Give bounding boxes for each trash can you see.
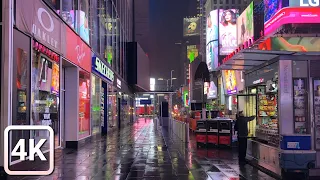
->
[196,120,207,148]
[207,120,218,146]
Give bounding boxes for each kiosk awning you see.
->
[217,49,296,70]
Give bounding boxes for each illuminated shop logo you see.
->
[92,57,114,82]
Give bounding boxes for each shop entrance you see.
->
[237,94,257,137]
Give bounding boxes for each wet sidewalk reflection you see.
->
[9,118,276,180]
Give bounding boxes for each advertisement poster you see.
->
[264,0,282,23]
[206,41,219,71]
[183,17,200,36]
[223,70,237,94]
[272,37,320,52]
[207,81,217,99]
[237,2,253,46]
[219,9,239,55]
[187,45,199,63]
[207,10,219,44]
[79,10,90,44]
[51,63,59,95]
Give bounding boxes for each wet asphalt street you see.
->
[8,118,276,180]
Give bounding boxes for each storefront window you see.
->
[108,84,117,129]
[45,0,77,29]
[31,50,60,149]
[91,75,101,135]
[79,71,91,139]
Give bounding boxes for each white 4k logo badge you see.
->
[4,125,54,175]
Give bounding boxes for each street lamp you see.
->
[170,70,174,89]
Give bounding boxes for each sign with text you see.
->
[66,27,91,72]
[290,0,320,7]
[4,126,54,175]
[15,0,66,54]
[92,57,114,82]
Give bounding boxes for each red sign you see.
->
[33,41,59,62]
[66,27,91,72]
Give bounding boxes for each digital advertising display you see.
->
[205,81,217,99]
[259,37,320,52]
[237,2,253,46]
[206,41,219,71]
[206,10,219,45]
[206,10,219,71]
[264,0,282,23]
[223,70,237,94]
[264,7,320,36]
[187,45,199,63]
[183,17,200,36]
[219,9,239,55]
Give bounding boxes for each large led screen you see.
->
[206,10,219,45]
[260,37,320,52]
[264,0,282,23]
[206,41,218,71]
[219,9,239,55]
[206,10,219,71]
[237,2,253,46]
[183,17,200,36]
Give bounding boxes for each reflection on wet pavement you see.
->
[9,118,276,180]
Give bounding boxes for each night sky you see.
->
[149,0,196,89]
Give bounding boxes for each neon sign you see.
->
[264,7,320,36]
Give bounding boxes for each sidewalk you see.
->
[8,118,275,180]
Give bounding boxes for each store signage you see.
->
[92,57,114,82]
[264,7,320,36]
[290,0,320,7]
[117,78,121,89]
[253,78,264,84]
[15,0,65,54]
[33,41,59,62]
[66,28,91,72]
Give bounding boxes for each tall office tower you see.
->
[134,0,150,53]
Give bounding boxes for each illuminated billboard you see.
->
[219,9,239,55]
[259,37,320,52]
[206,10,219,71]
[289,0,320,7]
[223,70,237,94]
[206,10,219,45]
[264,7,320,36]
[204,81,217,99]
[264,0,282,23]
[187,45,199,63]
[237,2,253,46]
[183,17,200,36]
[206,41,218,71]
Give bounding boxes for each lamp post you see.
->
[158,78,177,91]
[170,70,174,89]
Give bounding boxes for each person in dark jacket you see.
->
[234,111,255,164]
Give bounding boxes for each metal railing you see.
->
[170,119,189,143]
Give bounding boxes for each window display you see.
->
[31,52,60,148]
[313,79,320,149]
[108,84,117,129]
[79,71,91,139]
[91,75,101,135]
[293,78,308,134]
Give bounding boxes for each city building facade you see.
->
[0,0,139,169]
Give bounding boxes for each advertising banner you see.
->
[183,17,200,36]
[187,45,199,63]
[264,0,283,23]
[15,0,66,54]
[66,27,92,72]
[219,9,239,55]
[259,37,320,52]
[237,2,253,46]
[206,10,219,71]
[223,70,237,95]
[264,7,320,36]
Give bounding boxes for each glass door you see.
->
[237,95,257,137]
